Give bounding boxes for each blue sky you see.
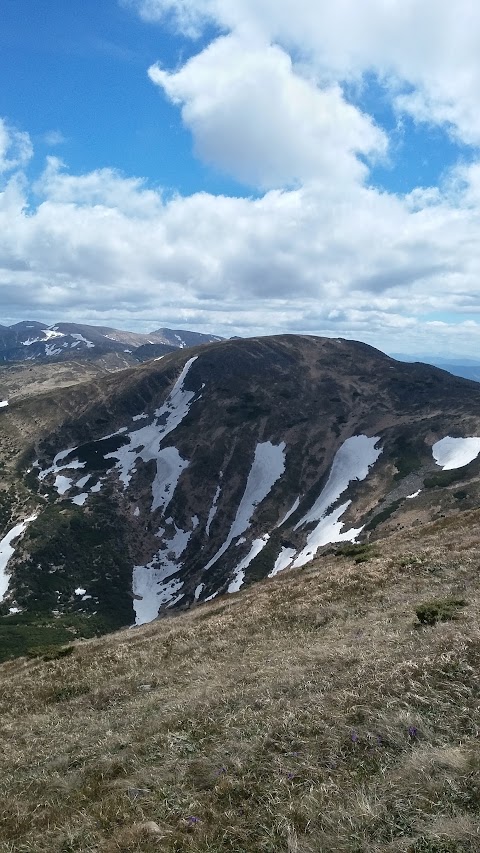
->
[0,0,244,196]
[1,0,480,357]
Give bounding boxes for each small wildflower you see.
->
[287,772,295,780]
[187,816,200,825]
[408,726,418,740]
[351,731,359,743]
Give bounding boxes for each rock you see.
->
[138,821,162,836]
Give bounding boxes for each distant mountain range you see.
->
[391,352,480,383]
[0,321,223,365]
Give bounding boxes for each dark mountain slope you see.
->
[1,335,480,637]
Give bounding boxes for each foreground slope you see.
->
[0,512,479,852]
[2,334,480,640]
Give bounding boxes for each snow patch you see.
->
[71,333,95,348]
[203,441,286,572]
[104,356,198,509]
[228,535,270,594]
[290,435,382,568]
[133,573,183,625]
[39,447,86,481]
[0,515,37,602]
[407,490,422,499]
[151,447,189,512]
[72,493,88,506]
[205,484,221,536]
[75,587,86,596]
[432,436,480,470]
[132,524,191,625]
[0,400,8,408]
[44,328,64,340]
[276,497,300,528]
[76,475,91,489]
[54,475,72,495]
[194,583,205,601]
[45,343,63,356]
[269,547,297,578]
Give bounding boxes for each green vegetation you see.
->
[416,598,467,626]
[425,468,471,488]
[1,488,134,658]
[334,542,379,563]
[0,611,124,663]
[393,435,423,480]
[0,485,15,530]
[365,498,403,531]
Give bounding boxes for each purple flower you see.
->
[351,731,359,743]
[287,772,295,780]
[187,816,200,825]
[408,726,418,739]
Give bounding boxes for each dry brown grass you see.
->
[1,513,480,852]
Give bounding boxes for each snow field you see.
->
[432,436,480,470]
[132,523,192,624]
[228,535,270,593]
[272,435,382,576]
[202,441,286,573]
[0,516,38,601]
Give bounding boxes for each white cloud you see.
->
[0,131,480,356]
[0,119,33,174]
[43,130,67,146]
[133,0,480,145]
[149,35,386,189]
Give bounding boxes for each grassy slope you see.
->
[1,512,479,853]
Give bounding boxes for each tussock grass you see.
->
[1,514,480,851]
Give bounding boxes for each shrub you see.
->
[416,598,467,626]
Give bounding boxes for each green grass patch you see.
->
[416,598,467,626]
[393,435,423,480]
[365,498,403,532]
[334,542,379,563]
[0,611,123,662]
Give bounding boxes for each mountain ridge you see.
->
[0,320,223,365]
[1,334,480,640]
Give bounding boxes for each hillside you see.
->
[1,334,480,659]
[0,511,479,852]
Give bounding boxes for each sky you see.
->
[1,0,480,357]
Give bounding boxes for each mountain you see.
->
[150,327,224,348]
[0,321,223,365]
[392,352,480,383]
[1,334,480,641]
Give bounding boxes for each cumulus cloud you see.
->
[149,35,386,189]
[0,118,33,174]
[0,120,480,356]
[133,0,480,145]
